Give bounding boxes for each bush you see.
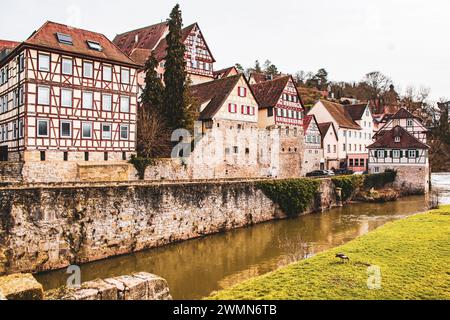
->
[256,179,320,217]
[129,155,155,180]
[363,170,397,189]
[332,175,365,201]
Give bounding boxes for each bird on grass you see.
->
[336,253,350,262]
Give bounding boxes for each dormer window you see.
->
[238,87,247,97]
[56,33,73,45]
[395,136,400,143]
[407,119,413,127]
[87,41,102,51]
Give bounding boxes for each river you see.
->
[35,173,449,300]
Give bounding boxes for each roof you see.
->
[213,66,238,79]
[251,76,291,109]
[345,103,368,121]
[190,74,243,120]
[0,40,20,52]
[391,107,422,120]
[114,22,215,66]
[318,100,361,130]
[22,21,137,66]
[368,126,429,149]
[303,115,320,133]
[318,122,337,138]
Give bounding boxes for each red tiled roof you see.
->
[0,40,20,52]
[251,76,291,109]
[114,22,215,66]
[190,74,243,120]
[213,66,238,79]
[303,115,314,132]
[319,100,361,130]
[113,22,168,56]
[368,126,429,149]
[391,107,422,120]
[23,21,137,66]
[345,103,368,121]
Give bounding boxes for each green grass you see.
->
[209,206,450,300]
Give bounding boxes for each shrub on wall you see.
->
[332,175,365,201]
[256,179,320,217]
[363,170,397,189]
[129,155,155,180]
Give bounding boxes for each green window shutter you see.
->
[416,150,419,158]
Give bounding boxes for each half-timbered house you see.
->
[113,22,216,85]
[0,21,140,182]
[368,125,430,193]
[303,115,324,173]
[251,75,305,177]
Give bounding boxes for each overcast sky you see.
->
[1,0,449,101]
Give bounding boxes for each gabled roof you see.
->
[114,22,216,66]
[213,66,238,79]
[303,114,320,133]
[190,74,249,120]
[250,75,302,110]
[0,40,20,52]
[345,103,369,121]
[368,126,429,149]
[318,100,361,130]
[19,21,138,66]
[391,107,422,120]
[318,122,337,140]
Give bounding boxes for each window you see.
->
[62,58,73,75]
[83,92,93,109]
[18,54,25,72]
[393,150,401,158]
[102,94,112,111]
[38,54,50,72]
[40,151,46,161]
[82,123,92,139]
[19,120,24,138]
[37,87,50,105]
[349,159,354,167]
[121,68,130,84]
[343,144,346,151]
[408,150,417,159]
[122,152,127,161]
[374,167,380,173]
[327,145,331,153]
[84,152,89,161]
[120,125,129,140]
[120,96,130,112]
[87,41,102,51]
[63,152,68,161]
[228,103,237,113]
[233,146,239,154]
[268,107,274,117]
[18,86,24,106]
[104,152,109,161]
[56,33,73,45]
[83,61,93,78]
[377,150,385,158]
[277,108,282,117]
[407,119,413,127]
[360,159,365,167]
[355,159,359,167]
[103,65,112,82]
[238,87,247,97]
[333,145,337,153]
[225,148,230,155]
[61,89,73,107]
[37,120,49,137]
[395,136,400,143]
[102,124,112,140]
[60,121,72,138]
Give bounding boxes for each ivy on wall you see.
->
[256,179,321,217]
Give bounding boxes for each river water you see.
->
[35,173,449,300]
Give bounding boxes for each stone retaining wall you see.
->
[0,179,336,275]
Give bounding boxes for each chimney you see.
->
[135,34,139,43]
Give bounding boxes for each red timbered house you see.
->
[0,21,140,182]
[113,22,216,85]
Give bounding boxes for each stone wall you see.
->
[0,179,336,275]
[45,272,171,301]
[0,162,23,183]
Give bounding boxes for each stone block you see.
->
[0,274,44,300]
[134,272,173,300]
[113,275,148,300]
[82,279,118,300]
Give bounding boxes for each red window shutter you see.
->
[244,88,247,97]
[241,105,245,114]
[228,103,231,112]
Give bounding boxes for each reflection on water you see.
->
[36,196,428,300]
[432,173,450,205]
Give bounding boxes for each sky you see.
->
[1,0,449,101]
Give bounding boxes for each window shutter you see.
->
[390,151,393,158]
[416,150,419,158]
[241,105,245,114]
[228,103,231,113]
[374,150,378,158]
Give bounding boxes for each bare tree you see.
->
[362,71,393,101]
[136,107,172,158]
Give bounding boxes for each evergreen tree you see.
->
[254,60,262,73]
[141,53,164,114]
[163,4,193,131]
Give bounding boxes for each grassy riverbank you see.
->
[209,206,450,300]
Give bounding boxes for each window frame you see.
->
[120,96,130,113]
[37,86,50,105]
[60,88,73,108]
[81,122,93,139]
[120,124,129,140]
[60,120,72,138]
[121,68,130,85]
[61,57,73,76]
[38,53,50,72]
[82,91,94,109]
[103,65,112,82]
[37,119,49,137]
[102,94,112,111]
[102,123,112,140]
[83,60,94,79]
